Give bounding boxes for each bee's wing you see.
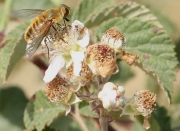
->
[12,9,45,19]
[26,33,45,57]
[26,23,52,58]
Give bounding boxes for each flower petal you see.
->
[43,54,65,83]
[67,92,82,105]
[106,90,117,105]
[72,20,84,30]
[71,94,82,104]
[98,91,105,100]
[77,30,90,48]
[102,96,111,109]
[70,51,84,76]
[62,104,71,116]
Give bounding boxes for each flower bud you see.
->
[98,82,125,110]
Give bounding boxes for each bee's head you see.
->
[60,4,70,18]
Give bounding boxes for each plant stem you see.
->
[84,86,100,116]
[70,104,89,131]
[99,108,108,131]
[76,94,98,101]
[0,0,13,31]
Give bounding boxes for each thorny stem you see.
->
[70,104,89,131]
[99,107,108,131]
[98,75,111,131]
[84,86,100,116]
[84,77,110,131]
[76,94,98,101]
[98,75,111,90]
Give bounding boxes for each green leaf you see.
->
[136,115,161,131]
[0,86,28,131]
[151,105,172,131]
[132,122,145,131]
[50,116,82,131]
[169,104,180,128]
[24,90,65,131]
[71,0,117,22]
[172,85,180,103]
[0,22,30,82]
[79,101,98,118]
[147,6,177,36]
[50,114,99,131]
[84,2,163,28]
[108,110,122,119]
[110,61,134,84]
[175,38,180,67]
[42,127,56,131]
[84,117,99,131]
[4,22,30,40]
[95,18,177,103]
[12,0,55,10]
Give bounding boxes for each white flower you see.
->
[43,20,90,83]
[43,54,65,82]
[70,51,85,76]
[98,82,125,110]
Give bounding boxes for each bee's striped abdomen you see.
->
[24,14,47,42]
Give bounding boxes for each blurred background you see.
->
[0,0,180,131]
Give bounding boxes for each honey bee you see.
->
[12,4,70,57]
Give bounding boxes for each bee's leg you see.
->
[44,39,50,59]
[57,23,63,29]
[52,25,66,42]
[63,18,70,27]
[43,36,50,59]
[63,18,66,27]
[43,22,52,60]
[52,25,61,36]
